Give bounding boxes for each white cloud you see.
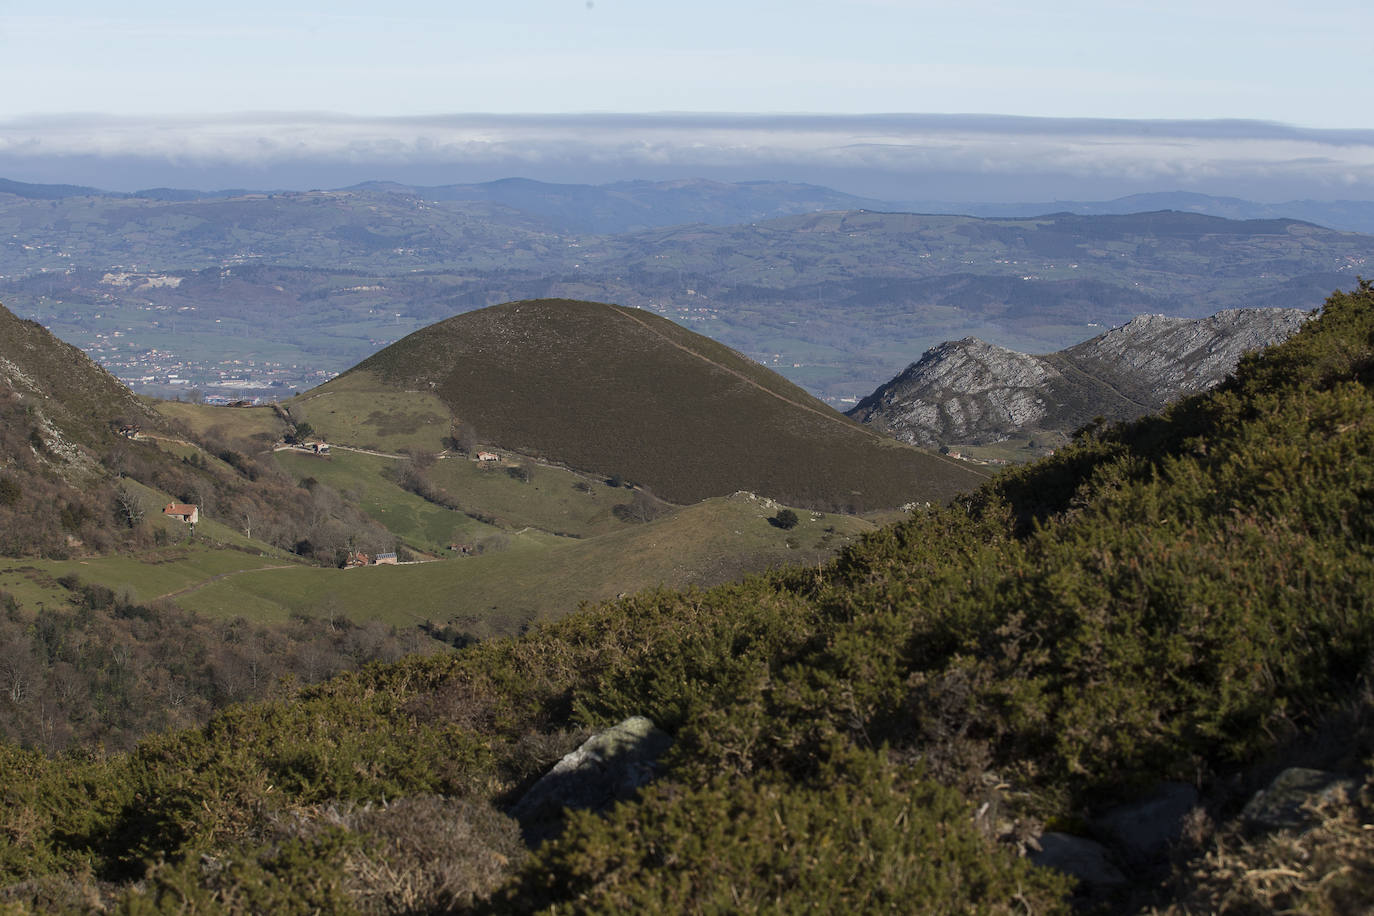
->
[3,113,1374,200]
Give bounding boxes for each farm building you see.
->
[162,503,199,525]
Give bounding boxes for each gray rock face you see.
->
[1241,767,1359,832]
[1092,782,1199,866]
[849,307,1309,448]
[509,716,673,843]
[848,338,1059,448]
[1030,832,1127,888]
[1066,308,1312,398]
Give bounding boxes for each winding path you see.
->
[155,564,298,601]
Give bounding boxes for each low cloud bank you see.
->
[3,113,1373,201]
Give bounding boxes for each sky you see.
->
[2,1,1373,199]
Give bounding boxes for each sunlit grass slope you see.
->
[174,495,872,635]
[152,400,287,446]
[286,372,453,454]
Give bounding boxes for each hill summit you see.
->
[337,299,983,509]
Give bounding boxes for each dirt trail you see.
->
[156,564,297,601]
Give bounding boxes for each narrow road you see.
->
[273,443,405,459]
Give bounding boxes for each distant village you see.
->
[102,348,336,404]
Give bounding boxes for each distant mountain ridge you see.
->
[906,191,1374,235]
[344,177,892,234]
[849,307,1310,448]
[7,173,1373,234]
[3,176,1369,404]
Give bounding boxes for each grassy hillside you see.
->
[0,303,168,556]
[3,283,1371,911]
[170,495,872,638]
[0,305,161,451]
[338,298,984,509]
[285,372,452,455]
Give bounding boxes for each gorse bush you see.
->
[2,284,1373,910]
[492,748,1070,914]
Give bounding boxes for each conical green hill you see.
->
[338,299,985,509]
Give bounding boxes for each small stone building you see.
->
[162,503,199,525]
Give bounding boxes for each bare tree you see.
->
[451,421,479,455]
[239,504,256,540]
[115,483,145,528]
[0,640,36,704]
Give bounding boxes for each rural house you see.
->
[374,552,398,565]
[162,503,199,525]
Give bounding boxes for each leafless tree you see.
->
[451,421,479,454]
[115,483,145,528]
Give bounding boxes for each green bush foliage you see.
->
[493,750,1069,914]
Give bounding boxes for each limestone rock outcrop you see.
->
[849,307,1309,448]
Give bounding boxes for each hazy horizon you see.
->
[4,112,1374,204]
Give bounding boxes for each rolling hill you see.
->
[315,298,985,509]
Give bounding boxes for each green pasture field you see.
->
[273,449,503,554]
[0,546,301,614]
[286,371,452,454]
[152,400,287,447]
[421,454,628,537]
[173,495,874,636]
[179,528,562,629]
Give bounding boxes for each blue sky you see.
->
[2,1,1373,199]
[3,0,1370,125]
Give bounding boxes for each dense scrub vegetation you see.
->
[0,581,439,754]
[2,284,1373,911]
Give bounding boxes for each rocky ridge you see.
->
[849,307,1310,449]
